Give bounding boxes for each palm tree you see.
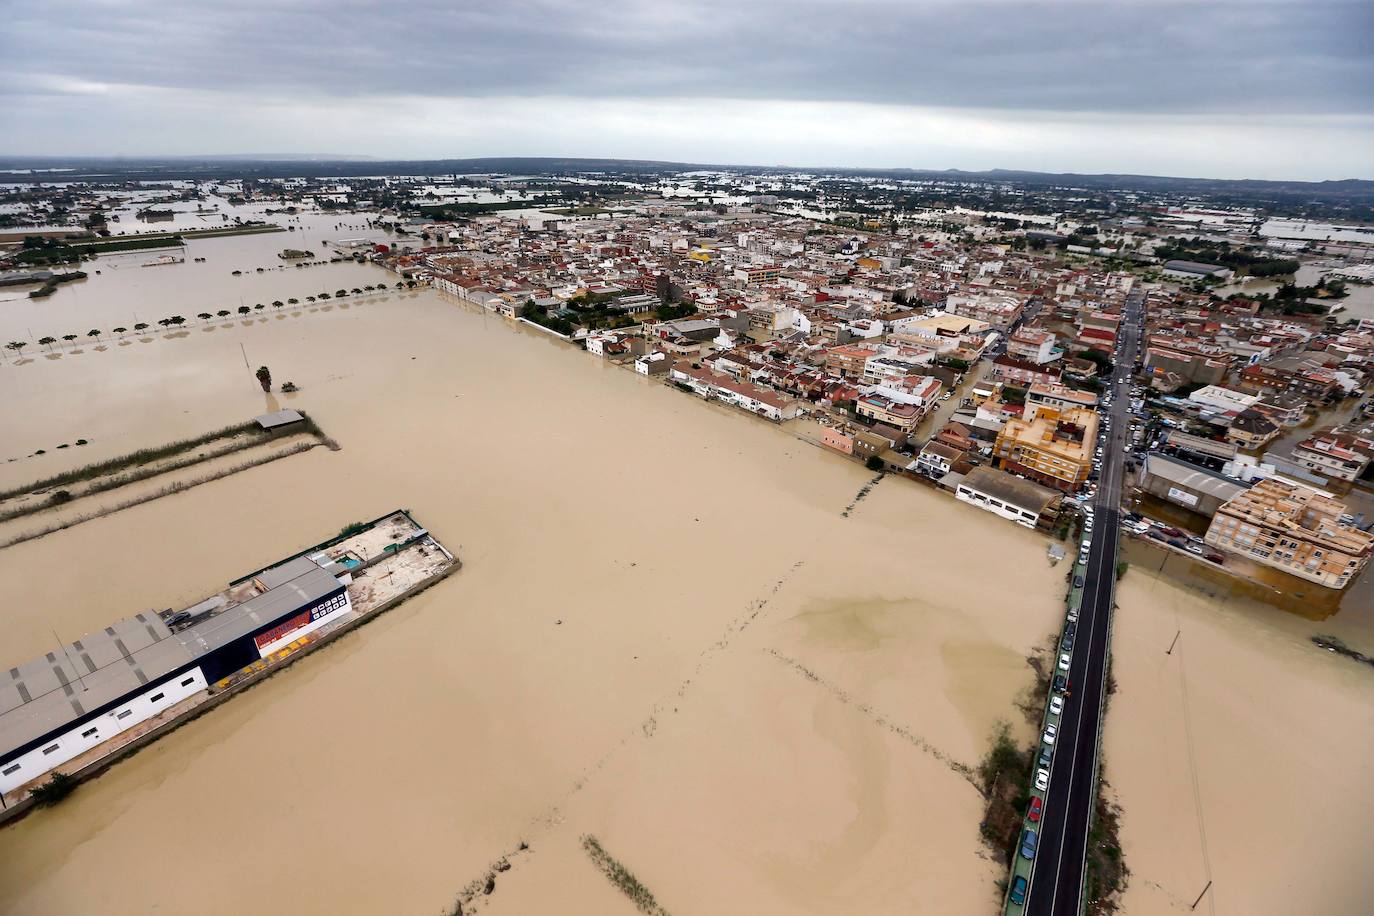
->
[271,300,284,308]
[336,289,347,298]
[170,315,186,327]
[133,323,149,334]
[255,365,272,392]
[237,306,250,316]
[287,298,299,305]
[350,287,362,295]
[197,312,212,322]
[112,326,127,336]
[253,303,265,312]
[6,341,26,357]
[38,336,56,351]
[318,292,331,300]
[216,310,230,319]
[395,281,404,289]
[305,296,315,303]
[157,319,172,328]
[87,329,101,341]
[62,333,78,346]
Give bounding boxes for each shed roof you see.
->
[255,409,305,430]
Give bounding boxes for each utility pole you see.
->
[239,342,250,370]
[1166,630,1181,655]
[1190,880,1212,910]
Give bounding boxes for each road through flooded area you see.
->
[0,272,1066,914]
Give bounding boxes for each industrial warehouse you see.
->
[0,511,457,806]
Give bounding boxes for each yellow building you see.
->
[1204,478,1374,589]
[993,404,1098,492]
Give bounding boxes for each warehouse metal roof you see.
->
[1142,453,1247,502]
[1,559,343,762]
[0,613,195,763]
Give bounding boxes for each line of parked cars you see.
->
[1122,512,1225,564]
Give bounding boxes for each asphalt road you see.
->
[1024,289,1143,915]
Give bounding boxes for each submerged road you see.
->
[1024,288,1144,915]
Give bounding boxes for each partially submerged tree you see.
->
[256,365,272,392]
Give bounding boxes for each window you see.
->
[2,764,19,776]
[82,727,98,738]
[149,692,165,703]
[181,677,195,687]
[43,744,60,755]
[117,710,133,720]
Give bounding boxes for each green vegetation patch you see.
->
[581,835,671,916]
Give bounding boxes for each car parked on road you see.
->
[1038,744,1053,768]
[1058,652,1071,671]
[1050,695,1064,715]
[1043,723,1058,745]
[1020,828,1039,860]
[1028,796,1042,823]
[1011,875,1028,906]
[1073,574,1084,588]
[1053,674,1068,693]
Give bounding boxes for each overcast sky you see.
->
[2,0,1371,179]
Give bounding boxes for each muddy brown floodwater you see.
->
[1108,562,1374,915]
[0,280,1067,914]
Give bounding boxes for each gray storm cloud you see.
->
[1,0,1370,177]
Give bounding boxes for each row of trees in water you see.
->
[5,279,421,357]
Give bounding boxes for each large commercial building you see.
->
[0,556,350,795]
[993,403,1099,492]
[1140,452,1247,517]
[1203,478,1374,589]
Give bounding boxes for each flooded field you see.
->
[1108,563,1374,916]
[0,275,1065,913]
[0,198,396,348]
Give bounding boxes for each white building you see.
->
[954,466,1059,529]
[1,557,349,796]
[1188,385,1257,414]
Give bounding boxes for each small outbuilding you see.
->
[255,409,305,432]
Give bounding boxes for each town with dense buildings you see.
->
[321,173,1374,594]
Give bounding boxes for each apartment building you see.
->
[1007,327,1059,364]
[993,403,1099,492]
[1292,434,1371,482]
[856,392,923,432]
[945,292,1024,331]
[1026,382,1098,412]
[825,344,879,380]
[1204,478,1374,588]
